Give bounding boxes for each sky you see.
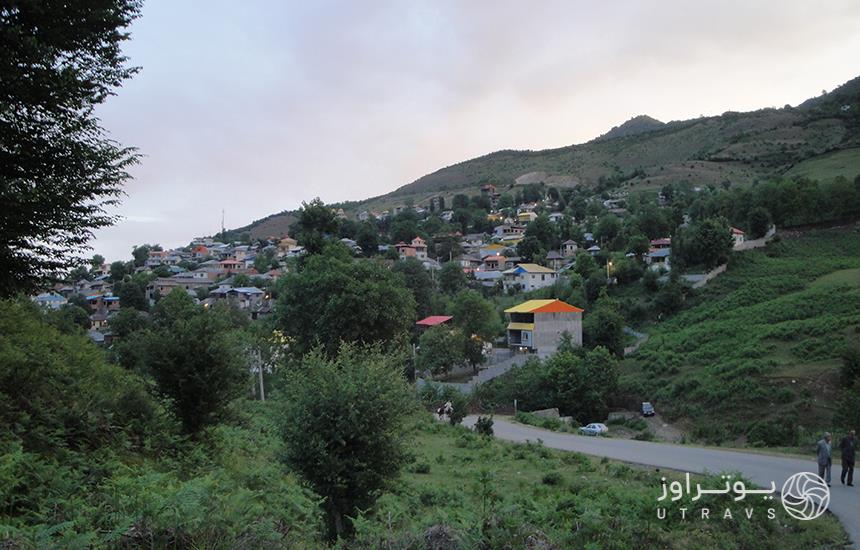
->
[92,0,860,261]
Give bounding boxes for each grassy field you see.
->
[620,225,860,446]
[352,417,847,548]
[784,147,860,183]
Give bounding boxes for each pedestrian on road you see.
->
[839,429,856,487]
[817,432,833,486]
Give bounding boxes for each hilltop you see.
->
[592,114,666,142]
[230,75,860,241]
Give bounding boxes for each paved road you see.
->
[463,416,859,547]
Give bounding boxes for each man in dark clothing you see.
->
[840,430,856,486]
[817,432,832,485]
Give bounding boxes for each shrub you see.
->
[542,471,563,485]
[474,416,494,437]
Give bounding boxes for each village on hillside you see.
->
[32,180,769,359]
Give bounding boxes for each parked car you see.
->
[642,402,655,417]
[580,423,608,436]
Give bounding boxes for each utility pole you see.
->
[221,209,225,242]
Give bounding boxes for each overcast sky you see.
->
[92,0,860,261]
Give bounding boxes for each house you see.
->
[457,254,482,273]
[218,259,244,273]
[587,245,601,256]
[149,276,211,298]
[278,236,298,254]
[192,244,210,258]
[85,293,120,313]
[358,210,370,221]
[650,237,671,249]
[475,270,504,287]
[562,240,578,257]
[228,287,265,310]
[504,299,584,356]
[545,250,565,270]
[481,254,505,271]
[502,263,558,292]
[395,237,428,260]
[548,212,564,223]
[416,315,453,329]
[493,224,526,239]
[479,243,507,258]
[32,292,67,310]
[517,211,537,224]
[440,210,454,222]
[480,184,500,208]
[731,227,745,249]
[646,247,671,270]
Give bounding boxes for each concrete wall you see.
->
[533,311,582,355]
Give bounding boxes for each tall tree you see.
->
[392,258,435,320]
[273,246,415,355]
[129,290,247,434]
[292,198,338,255]
[1,1,142,296]
[438,261,467,295]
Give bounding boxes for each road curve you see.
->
[463,415,859,547]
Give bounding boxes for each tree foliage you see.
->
[278,345,414,539]
[292,198,338,255]
[0,0,142,296]
[121,289,247,434]
[273,247,415,355]
[438,261,467,295]
[415,325,467,376]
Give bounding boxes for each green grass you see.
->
[784,147,860,183]
[351,417,847,549]
[620,226,860,445]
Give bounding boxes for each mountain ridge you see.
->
[231,75,860,240]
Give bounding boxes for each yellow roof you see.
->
[505,299,556,313]
[507,322,535,331]
[483,243,504,250]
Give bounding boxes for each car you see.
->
[642,402,655,417]
[580,423,608,436]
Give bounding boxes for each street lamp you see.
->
[606,260,612,285]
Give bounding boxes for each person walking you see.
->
[840,430,856,487]
[817,432,833,486]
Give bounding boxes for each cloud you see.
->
[91,0,860,260]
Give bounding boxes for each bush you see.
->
[542,471,563,485]
[474,416,494,436]
[278,345,415,539]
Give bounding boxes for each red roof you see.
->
[416,315,453,327]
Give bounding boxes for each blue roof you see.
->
[232,287,264,294]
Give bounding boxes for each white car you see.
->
[580,423,609,436]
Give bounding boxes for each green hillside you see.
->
[784,147,860,183]
[234,75,860,240]
[620,225,860,445]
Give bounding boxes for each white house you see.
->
[502,263,558,292]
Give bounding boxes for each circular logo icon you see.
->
[781,472,830,521]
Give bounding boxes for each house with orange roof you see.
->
[395,236,428,260]
[504,299,584,355]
